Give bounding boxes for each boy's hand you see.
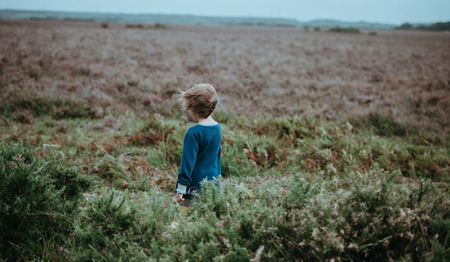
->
[176,193,184,204]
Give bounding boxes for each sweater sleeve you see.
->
[177,129,199,191]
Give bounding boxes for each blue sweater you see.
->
[176,122,222,198]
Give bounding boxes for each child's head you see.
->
[180,83,219,119]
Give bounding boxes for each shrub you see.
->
[397,22,450,31]
[92,154,131,189]
[72,189,177,260]
[425,22,450,31]
[139,172,449,261]
[0,92,99,120]
[280,171,449,260]
[72,191,142,260]
[128,115,175,147]
[397,23,414,30]
[0,140,90,260]
[221,130,257,177]
[126,24,145,29]
[349,113,413,137]
[154,23,167,29]
[346,114,448,180]
[329,26,360,33]
[159,180,285,261]
[128,115,183,169]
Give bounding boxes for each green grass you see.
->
[1,111,448,261]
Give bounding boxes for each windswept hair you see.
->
[179,83,219,118]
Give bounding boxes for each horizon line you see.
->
[1,8,449,26]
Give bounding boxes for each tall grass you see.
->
[0,20,449,261]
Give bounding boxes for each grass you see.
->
[0,20,449,261]
[1,109,449,260]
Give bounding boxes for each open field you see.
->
[1,20,449,261]
[1,20,449,127]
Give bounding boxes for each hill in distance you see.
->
[0,9,396,29]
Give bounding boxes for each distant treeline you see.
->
[0,10,396,29]
[396,21,450,31]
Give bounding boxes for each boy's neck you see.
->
[197,115,216,124]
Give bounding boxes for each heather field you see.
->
[0,20,449,261]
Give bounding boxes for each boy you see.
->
[175,83,221,207]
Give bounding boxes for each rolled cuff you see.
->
[176,184,187,194]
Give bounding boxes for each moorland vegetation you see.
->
[0,20,449,261]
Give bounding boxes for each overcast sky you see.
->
[1,0,449,25]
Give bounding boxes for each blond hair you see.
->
[179,83,219,118]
